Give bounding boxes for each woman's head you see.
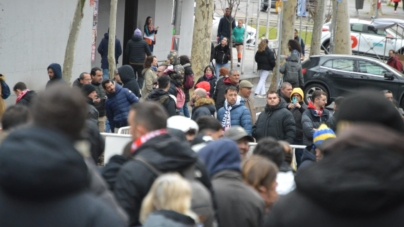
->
[179,55,191,65]
[144,56,154,68]
[258,39,268,52]
[238,19,243,28]
[242,155,279,209]
[145,16,153,26]
[140,173,195,223]
[204,65,215,76]
[219,67,229,76]
[288,39,302,54]
[221,37,228,46]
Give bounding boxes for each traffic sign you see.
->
[351,36,358,48]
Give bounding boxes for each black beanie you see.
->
[336,90,404,133]
[81,84,96,97]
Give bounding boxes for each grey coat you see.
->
[280,53,304,88]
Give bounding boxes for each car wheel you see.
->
[304,84,328,104]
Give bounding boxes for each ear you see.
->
[258,185,268,195]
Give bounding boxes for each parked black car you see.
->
[302,55,404,107]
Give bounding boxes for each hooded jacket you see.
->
[105,84,139,130]
[265,124,404,227]
[113,134,198,227]
[255,46,276,71]
[213,77,239,110]
[252,100,296,143]
[73,78,83,88]
[302,102,331,145]
[118,65,141,98]
[196,74,217,97]
[217,96,253,135]
[46,63,65,89]
[217,16,236,39]
[214,44,231,64]
[124,35,151,65]
[146,89,177,117]
[0,126,126,227]
[143,210,196,227]
[97,33,122,69]
[16,90,36,107]
[232,26,245,43]
[280,53,304,89]
[91,81,106,117]
[198,139,265,227]
[142,67,157,99]
[289,88,307,140]
[192,98,216,120]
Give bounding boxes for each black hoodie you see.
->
[113,134,198,226]
[0,126,126,227]
[124,35,151,65]
[146,89,177,117]
[118,65,141,97]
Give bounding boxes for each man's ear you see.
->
[258,185,268,195]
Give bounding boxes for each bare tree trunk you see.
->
[334,0,351,55]
[108,0,118,79]
[310,0,325,55]
[63,0,86,83]
[191,0,214,82]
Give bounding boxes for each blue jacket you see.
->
[97,33,122,69]
[46,63,65,89]
[217,97,253,135]
[105,84,139,131]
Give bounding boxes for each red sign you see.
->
[351,36,358,49]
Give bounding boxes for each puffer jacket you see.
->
[232,26,245,43]
[214,45,230,64]
[302,102,331,145]
[196,75,217,97]
[124,35,151,65]
[143,210,196,227]
[192,98,216,120]
[290,102,307,141]
[217,96,253,135]
[255,47,276,71]
[105,84,139,131]
[91,82,106,117]
[213,77,238,110]
[141,67,157,99]
[280,53,304,89]
[252,100,296,143]
[118,65,141,98]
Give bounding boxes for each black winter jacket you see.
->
[217,16,236,39]
[91,82,106,117]
[124,35,151,65]
[113,134,199,226]
[255,47,276,71]
[16,90,36,107]
[301,103,331,145]
[192,98,216,120]
[147,89,177,117]
[290,102,307,141]
[0,126,126,227]
[196,75,217,97]
[252,101,296,143]
[214,45,231,64]
[85,120,105,164]
[118,65,141,98]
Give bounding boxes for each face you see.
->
[80,73,92,85]
[225,9,231,16]
[292,93,302,102]
[48,68,54,79]
[14,89,22,96]
[229,71,240,84]
[267,93,280,107]
[191,92,199,103]
[389,51,395,58]
[221,37,228,46]
[104,82,116,94]
[314,95,327,109]
[152,57,158,66]
[92,70,103,83]
[238,20,243,28]
[157,66,166,77]
[88,90,97,99]
[148,17,153,24]
[240,87,252,98]
[281,85,293,97]
[315,148,323,161]
[237,137,250,158]
[385,92,394,102]
[225,90,238,106]
[205,67,213,75]
[114,73,122,83]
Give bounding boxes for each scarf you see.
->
[16,89,29,103]
[205,73,213,79]
[221,96,241,131]
[131,129,167,153]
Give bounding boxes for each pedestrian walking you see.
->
[255,39,276,98]
[13,82,36,107]
[392,0,401,13]
[233,20,245,67]
[142,56,158,99]
[214,38,231,77]
[118,65,141,98]
[97,31,122,79]
[217,8,236,43]
[143,16,158,53]
[294,29,305,60]
[195,65,217,97]
[179,55,194,118]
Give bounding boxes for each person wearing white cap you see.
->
[167,116,199,142]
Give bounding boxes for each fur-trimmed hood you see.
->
[195,97,215,107]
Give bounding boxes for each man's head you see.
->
[280,82,293,98]
[312,90,327,109]
[294,29,298,38]
[157,66,167,77]
[389,49,396,58]
[158,75,171,91]
[196,116,223,140]
[267,92,280,107]
[114,69,122,84]
[225,86,239,106]
[79,72,91,85]
[239,80,253,98]
[334,96,345,111]
[13,82,27,96]
[101,79,116,94]
[382,90,394,103]
[253,137,285,168]
[90,67,103,84]
[229,70,240,85]
[224,126,254,158]
[192,88,208,103]
[2,105,31,131]
[128,102,168,141]
[225,8,231,17]
[81,84,97,100]
[31,84,87,141]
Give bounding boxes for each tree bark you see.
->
[310,0,325,55]
[108,0,118,79]
[334,0,351,55]
[63,0,86,83]
[191,0,214,82]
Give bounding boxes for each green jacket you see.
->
[232,26,245,43]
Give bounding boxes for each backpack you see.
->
[1,81,10,99]
[183,74,195,90]
[135,154,214,227]
[175,87,185,109]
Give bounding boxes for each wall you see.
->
[137,0,155,31]
[0,0,93,105]
[153,0,174,61]
[178,0,195,57]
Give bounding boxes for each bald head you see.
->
[157,66,166,77]
[192,88,208,103]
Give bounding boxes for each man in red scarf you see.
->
[13,82,36,107]
[301,90,331,145]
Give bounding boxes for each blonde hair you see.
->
[140,173,197,223]
[242,155,278,191]
[258,39,268,52]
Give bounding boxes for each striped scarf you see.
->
[221,101,233,131]
[131,129,167,153]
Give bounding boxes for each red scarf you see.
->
[16,89,29,104]
[131,129,167,153]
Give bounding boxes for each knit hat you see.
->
[134,28,142,36]
[196,81,211,94]
[290,87,304,99]
[81,84,96,97]
[336,90,404,133]
[239,80,253,89]
[313,124,336,146]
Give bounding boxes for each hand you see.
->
[288,103,294,109]
[93,98,101,104]
[155,26,159,30]
[295,102,301,108]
